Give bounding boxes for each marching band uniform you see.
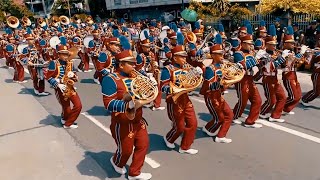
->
[301,51,320,104]
[281,26,306,114]
[102,36,152,180]
[258,25,287,122]
[87,27,102,83]
[254,21,267,50]
[160,32,202,154]
[200,34,233,143]
[22,30,49,96]
[4,31,16,69]
[232,34,263,128]
[45,43,82,129]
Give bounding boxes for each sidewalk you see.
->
[0,67,108,180]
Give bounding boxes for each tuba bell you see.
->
[21,16,31,27]
[7,16,20,29]
[37,17,47,27]
[185,30,197,44]
[86,15,94,25]
[51,15,60,27]
[59,15,70,25]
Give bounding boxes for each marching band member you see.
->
[4,28,16,69]
[301,48,320,105]
[22,28,49,95]
[200,34,233,143]
[136,32,165,111]
[281,26,307,115]
[193,21,203,48]
[160,32,202,154]
[257,25,287,122]
[254,20,267,50]
[101,36,152,180]
[45,41,82,129]
[232,33,263,128]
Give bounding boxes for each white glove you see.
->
[128,100,135,109]
[203,47,210,54]
[150,76,158,86]
[282,50,290,58]
[67,71,75,78]
[236,63,244,69]
[58,84,66,92]
[300,45,308,55]
[195,67,203,75]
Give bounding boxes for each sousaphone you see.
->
[139,28,149,41]
[7,16,20,29]
[21,16,31,27]
[59,15,70,25]
[17,43,28,54]
[83,35,94,48]
[49,36,61,49]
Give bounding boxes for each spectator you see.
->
[305,20,318,49]
[293,23,305,45]
[274,17,284,48]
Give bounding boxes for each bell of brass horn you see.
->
[51,15,60,27]
[185,30,197,44]
[21,16,31,27]
[59,15,70,25]
[86,15,94,25]
[37,17,47,27]
[7,16,20,29]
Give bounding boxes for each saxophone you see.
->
[62,59,76,101]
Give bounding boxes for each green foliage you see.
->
[0,0,33,22]
[51,0,84,16]
[228,4,253,25]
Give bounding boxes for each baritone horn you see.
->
[7,16,20,29]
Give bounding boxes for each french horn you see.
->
[220,61,245,87]
[7,16,20,29]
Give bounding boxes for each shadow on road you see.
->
[148,133,175,153]
[197,112,212,122]
[39,115,62,128]
[17,87,34,95]
[87,106,111,116]
[77,151,123,179]
[80,78,97,84]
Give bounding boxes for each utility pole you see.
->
[42,0,47,17]
[182,0,184,10]
[67,0,71,18]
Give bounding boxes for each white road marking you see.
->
[190,96,320,144]
[81,112,161,169]
[24,68,29,74]
[256,119,320,144]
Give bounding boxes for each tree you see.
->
[228,4,253,26]
[257,0,320,16]
[51,0,85,16]
[211,0,231,17]
[188,1,219,20]
[0,0,33,22]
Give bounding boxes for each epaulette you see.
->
[109,72,120,80]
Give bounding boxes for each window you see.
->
[130,0,138,4]
[114,0,121,5]
[139,0,148,2]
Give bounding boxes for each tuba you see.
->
[169,63,203,103]
[86,15,94,25]
[120,69,159,120]
[21,16,31,27]
[59,15,70,25]
[7,16,20,29]
[220,61,245,87]
[185,30,197,44]
[51,15,60,27]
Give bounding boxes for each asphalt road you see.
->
[1,58,320,180]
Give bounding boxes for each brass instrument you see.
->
[62,47,78,101]
[185,30,197,44]
[7,16,20,29]
[147,55,160,83]
[121,69,159,120]
[59,15,70,25]
[220,61,245,87]
[169,63,203,103]
[21,16,31,27]
[51,16,60,27]
[86,15,94,25]
[37,17,47,28]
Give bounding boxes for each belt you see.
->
[263,72,276,76]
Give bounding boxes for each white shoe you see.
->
[84,69,93,72]
[259,114,268,119]
[18,80,27,83]
[300,100,310,107]
[93,78,100,84]
[202,127,215,137]
[110,157,126,175]
[163,136,175,149]
[179,148,198,155]
[128,172,152,180]
[143,103,153,108]
[152,106,165,111]
[223,90,229,94]
[9,67,14,69]
[61,119,66,125]
[77,69,83,72]
[283,111,295,115]
[268,117,285,123]
[215,137,232,143]
[244,123,263,128]
[63,124,78,129]
[232,119,242,125]
[34,89,39,95]
[38,92,49,96]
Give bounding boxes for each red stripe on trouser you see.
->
[283,78,301,112]
[13,61,24,81]
[153,84,162,108]
[233,75,262,125]
[204,92,233,138]
[54,89,82,126]
[165,101,198,150]
[302,73,320,103]
[260,79,286,119]
[110,122,149,177]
